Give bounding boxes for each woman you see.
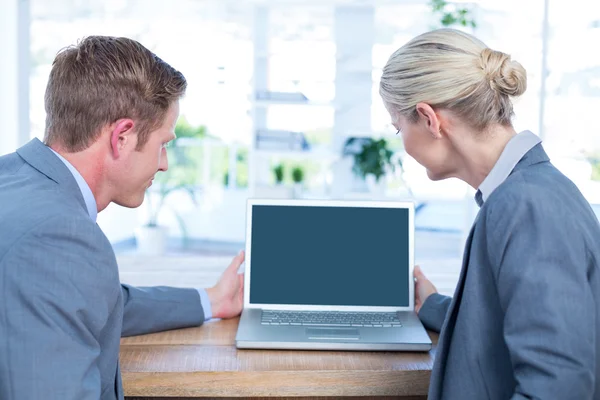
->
[380,28,599,399]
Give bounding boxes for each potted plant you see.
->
[273,163,285,185]
[343,137,416,198]
[254,162,294,199]
[344,138,392,195]
[223,170,229,187]
[135,117,205,255]
[291,166,305,198]
[136,175,198,255]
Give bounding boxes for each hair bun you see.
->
[479,48,527,97]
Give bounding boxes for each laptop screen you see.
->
[248,204,410,307]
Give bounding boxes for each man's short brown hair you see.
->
[44,36,187,152]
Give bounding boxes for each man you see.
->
[0,36,244,399]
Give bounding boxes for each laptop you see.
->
[235,199,432,351]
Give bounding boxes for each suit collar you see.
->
[512,142,550,171]
[17,138,87,212]
[476,143,549,206]
[476,131,543,206]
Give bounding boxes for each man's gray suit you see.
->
[0,139,206,399]
[419,142,600,399]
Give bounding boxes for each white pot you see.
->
[253,184,294,199]
[292,183,303,199]
[135,225,168,256]
[366,175,386,198]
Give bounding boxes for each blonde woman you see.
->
[380,29,599,399]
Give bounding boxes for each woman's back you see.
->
[427,141,600,399]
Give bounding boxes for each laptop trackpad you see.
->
[306,328,360,340]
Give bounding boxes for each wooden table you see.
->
[120,317,437,400]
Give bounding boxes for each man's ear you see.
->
[415,102,442,139]
[109,119,135,159]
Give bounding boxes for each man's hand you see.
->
[414,265,437,313]
[206,251,245,319]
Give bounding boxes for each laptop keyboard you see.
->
[261,310,402,327]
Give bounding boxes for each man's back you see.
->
[0,35,246,400]
[0,141,124,399]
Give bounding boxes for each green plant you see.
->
[592,164,600,181]
[223,170,229,186]
[348,138,396,182]
[430,0,477,28]
[586,153,600,181]
[175,116,207,140]
[291,166,305,184]
[273,163,285,184]
[236,148,249,188]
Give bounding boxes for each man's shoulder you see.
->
[1,150,86,216]
[0,151,24,174]
[0,173,105,261]
[0,179,88,228]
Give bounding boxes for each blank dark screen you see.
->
[249,205,410,306]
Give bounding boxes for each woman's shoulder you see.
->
[488,161,580,208]
[482,161,596,234]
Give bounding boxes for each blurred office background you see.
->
[1,0,599,294]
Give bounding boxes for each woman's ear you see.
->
[415,102,442,139]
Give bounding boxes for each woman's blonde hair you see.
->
[380,28,527,131]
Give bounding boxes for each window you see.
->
[543,0,600,203]
[31,0,254,144]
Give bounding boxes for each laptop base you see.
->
[235,309,432,352]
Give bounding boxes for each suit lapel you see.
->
[428,213,480,399]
